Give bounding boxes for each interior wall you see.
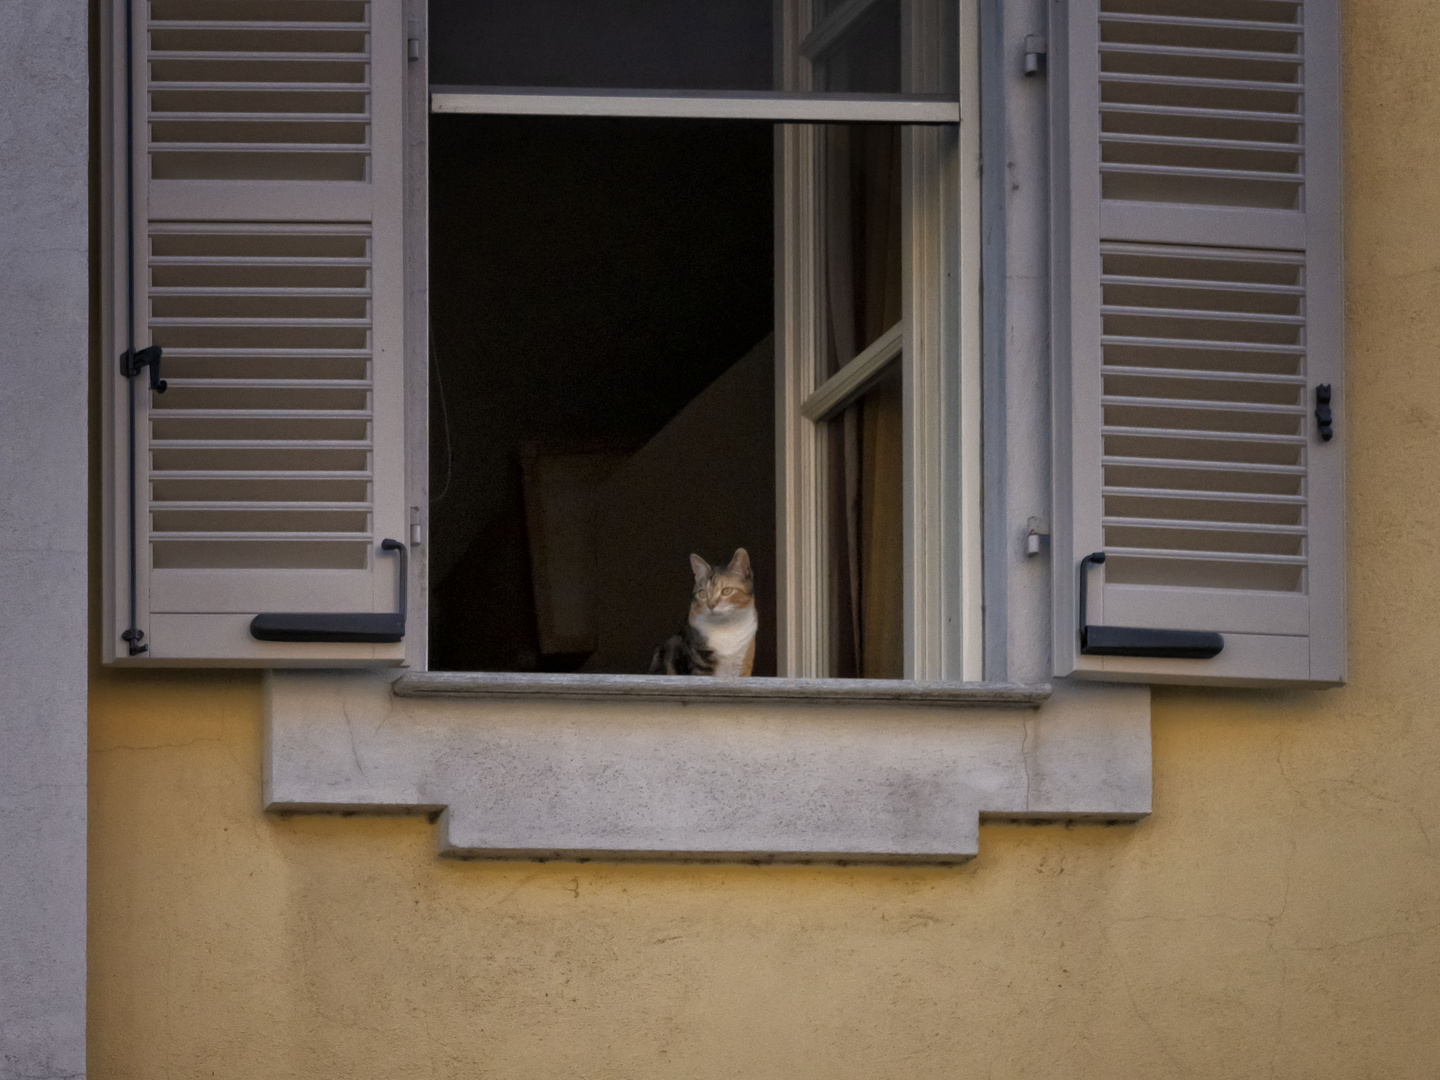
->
[88,3,1440,1077]
[588,333,777,676]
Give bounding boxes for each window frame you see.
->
[409,0,983,682]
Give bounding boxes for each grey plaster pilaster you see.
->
[0,1,90,1076]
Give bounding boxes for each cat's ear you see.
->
[689,553,711,582]
[727,547,752,581]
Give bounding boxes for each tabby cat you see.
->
[649,548,757,677]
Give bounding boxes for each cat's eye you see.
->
[722,587,736,596]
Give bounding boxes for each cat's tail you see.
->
[648,639,676,675]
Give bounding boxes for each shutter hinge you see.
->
[410,506,423,547]
[407,21,422,63]
[120,345,167,394]
[1023,35,1047,77]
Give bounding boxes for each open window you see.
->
[423,0,978,680]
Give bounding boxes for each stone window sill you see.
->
[392,671,1050,708]
[266,672,1149,864]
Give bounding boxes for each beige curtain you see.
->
[825,124,903,679]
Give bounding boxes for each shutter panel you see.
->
[1051,0,1343,686]
[106,0,408,664]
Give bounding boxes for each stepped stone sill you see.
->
[393,671,1051,708]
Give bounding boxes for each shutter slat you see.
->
[1101,73,1304,93]
[153,112,372,121]
[150,81,368,91]
[1106,547,1307,565]
[1100,43,1302,63]
[1103,486,1307,505]
[1104,426,1306,444]
[154,470,372,478]
[1103,366,1306,384]
[150,51,370,61]
[151,142,371,152]
[151,21,372,32]
[1102,396,1306,415]
[1101,163,1301,183]
[151,257,370,266]
[151,288,370,297]
[1103,456,1305,475]
[1102,102,1303,123]
[1104,517,1307,535]
[151,532,371,541]
[157,501,369,510]
[1099,15,1302,33]
[151,317,370,326]
[1102,132,1302,153]
[161,385,371,394]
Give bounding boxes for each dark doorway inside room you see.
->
[427,115,777,675]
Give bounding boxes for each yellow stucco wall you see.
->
[89,2,1440,1075]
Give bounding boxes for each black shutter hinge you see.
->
[121,345,167,394]
[1315,384,1334,441]
[1079,552,1224,659]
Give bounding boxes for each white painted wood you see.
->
[776,120,827,677]
[1052,0,1344,687]
[776,0,974,681]
[800,322,903,421]
[403,0,429,670]
[954,0,985,682]
[431,88,959,124]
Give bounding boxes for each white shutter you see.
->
[1051,0,1343,686]
[105,0,408,664]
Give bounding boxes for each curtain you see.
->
[825,124,903,679]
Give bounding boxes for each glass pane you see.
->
[827,363,904,679]
[429,0,956,96]
[821,123,902,380]
[814,0,902,94]
[430,0,774,90]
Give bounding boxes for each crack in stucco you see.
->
[1111,934,1187,1076]
[340,701,367,779]
[1270,731,1298,1080]
[92,738,228,754]
[1019,717,1034,810]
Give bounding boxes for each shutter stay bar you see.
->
[119,0,166,656]
[249,540,408,643]
[1078,552,1224,659]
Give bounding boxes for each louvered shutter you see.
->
[105,0,408,664]
[1051,0,1343,685]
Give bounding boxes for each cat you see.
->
[648,548,757,677]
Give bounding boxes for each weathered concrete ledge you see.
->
[267,672,1150,864]
[393,671,1051,708]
